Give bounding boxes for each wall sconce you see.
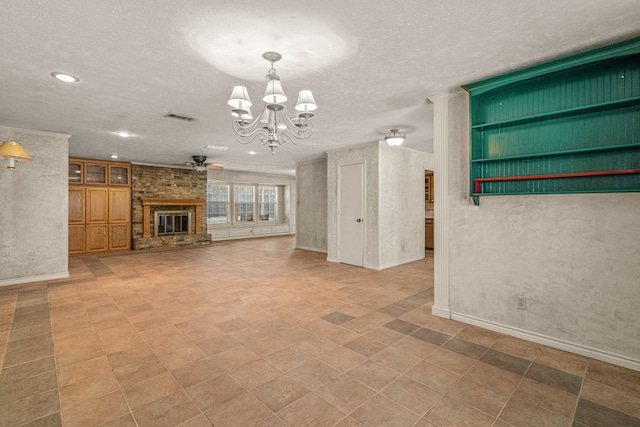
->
[0,141,32,170]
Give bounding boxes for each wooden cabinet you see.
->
[68,157,131,254]
[425,219,434,249]
[425,173,434,203]
[68,157,131,186]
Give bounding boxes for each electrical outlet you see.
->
[517,296,527,310]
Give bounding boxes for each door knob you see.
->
[356,218,362,222]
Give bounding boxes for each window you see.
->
[206,183,229,223]
[234,185,254,222]
[208,181,284,225]
[258,185,278,221]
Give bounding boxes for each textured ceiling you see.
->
[1,1,639,175]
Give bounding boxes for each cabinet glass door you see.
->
[69,162,83,183]
[85,164,107,184]
[109,166,129,185]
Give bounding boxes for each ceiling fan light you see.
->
[263,79,287,104]
[385,129,405,147]
[228,86,252,109]
[294,90,317,112]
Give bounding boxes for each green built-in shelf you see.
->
[463,36,640,205]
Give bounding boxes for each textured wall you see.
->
[131,164,210,249]
[0,126,69,285]
[327,142,431,269]
[378,142,430,268]
[446,92,640,364]
[296,159,327,252]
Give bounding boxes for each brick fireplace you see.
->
[132,164,211,250]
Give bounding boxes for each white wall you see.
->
[327,141,431,270]
[0,126,70,286]
[296,159,328,252]
[378,142,430,269]
[441,92,640,370]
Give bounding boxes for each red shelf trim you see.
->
[474,169,640,194]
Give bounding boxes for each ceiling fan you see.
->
[176,155,223,170]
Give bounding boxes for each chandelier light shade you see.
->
[295,90,318,113]
[263,79,287,104]
[228,51,317,155]
[385,129,406,147]
[0,141,32,170]
[227,86,252,109]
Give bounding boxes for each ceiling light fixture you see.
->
[51,72,79,83]
[228,51,317,155]
[110,154,119,159]
[0,141,32,170]
[385,129,406,147]
[115,131,132,138]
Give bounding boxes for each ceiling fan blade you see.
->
[206,163,224,169]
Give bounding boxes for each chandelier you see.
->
[227,52,317,155]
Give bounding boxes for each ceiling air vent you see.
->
[164,112,196,122]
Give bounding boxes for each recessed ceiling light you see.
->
[115,131,132,138]
[206,145,229,150]
[110,154,119,159]
[51,72,79,83]
[249,151,256,155]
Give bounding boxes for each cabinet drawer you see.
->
[229,228,251,237]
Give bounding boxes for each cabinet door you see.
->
[109,188,130,223]
[425,220,434,249]
[69,187,85,224]
[86,225,108,252]
[109,165,130,186]
[85,163,107,184]
[86,188,109,223]
[69,161,83,184]
[69,225,85,254]
[109,224,130,251]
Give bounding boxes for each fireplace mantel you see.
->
[140,198,205,238]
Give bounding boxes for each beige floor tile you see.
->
[382,375,442,415]
[346,359,400,391]
[423,395,495,427]
[406,360,461,393]
[230,358,283,389]
[351,394,421,427]
[251,375,311,412]
[204,389,273,427]
[277,393,346,427]
[316,374,376,413]
[133,390,201,427]
[289,359,342,390]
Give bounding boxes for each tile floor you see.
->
[1,236,639,426]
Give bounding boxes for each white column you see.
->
[428,93,451,319]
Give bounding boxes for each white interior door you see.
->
[338,163,364,266]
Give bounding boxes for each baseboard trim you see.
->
[432,305,452,319]
[295,245,328,254]
[0,272,70,287]
[451,312,640,372]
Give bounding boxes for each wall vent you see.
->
[164,112,196,122]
